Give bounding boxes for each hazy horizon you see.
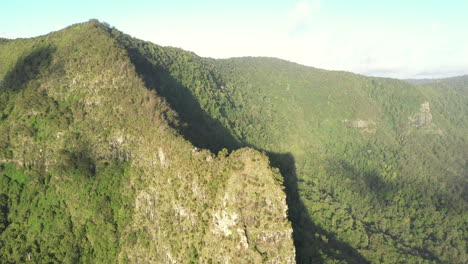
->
[3,0,467,79]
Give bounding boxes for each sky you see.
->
[2,0,467,79]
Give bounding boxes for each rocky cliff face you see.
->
[202,149,295,264]
[122,147,295,263]
[0,21,295,263]
[409,101,433,128]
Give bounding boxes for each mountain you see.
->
[0,20,295,263]
[108,23,467,263]
[1,20,467,264]
[406,75,468,95]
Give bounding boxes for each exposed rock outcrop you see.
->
[409,101,433,128]
[342,119,376,133]
[201,149,296,264]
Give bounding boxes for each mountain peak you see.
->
[0,21,295,263]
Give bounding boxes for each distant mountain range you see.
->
[406,75,468,86]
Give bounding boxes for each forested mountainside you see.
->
[0,20,295,263]
[1,20,466,264]
[109,23,467,263]
[406,75,468,88]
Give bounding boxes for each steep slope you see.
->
[0,21,295,263]
[111,29,467,263]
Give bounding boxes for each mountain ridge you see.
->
[0,20,295,263]
[104,20,466,263]
[0,20,466,263]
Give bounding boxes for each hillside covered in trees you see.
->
[109,22,466,263]
[0,20,466,263]
[0,21,295,263]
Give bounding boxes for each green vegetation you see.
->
[0,20,295,263]
[0,20,466,263]
[111,27,467,263]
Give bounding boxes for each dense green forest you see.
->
[108,23,467,263]
[0,20,466,263]
[0,20,295,263]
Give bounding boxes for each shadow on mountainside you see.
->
[0,45,56,93]
[118,40,241,152]
[0,45,57,160]
[268,153,369,264]
[119,38,370,263]
[0,45,57,121]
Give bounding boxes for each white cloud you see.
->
[288,0,320,35]
[0,32,14,39]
